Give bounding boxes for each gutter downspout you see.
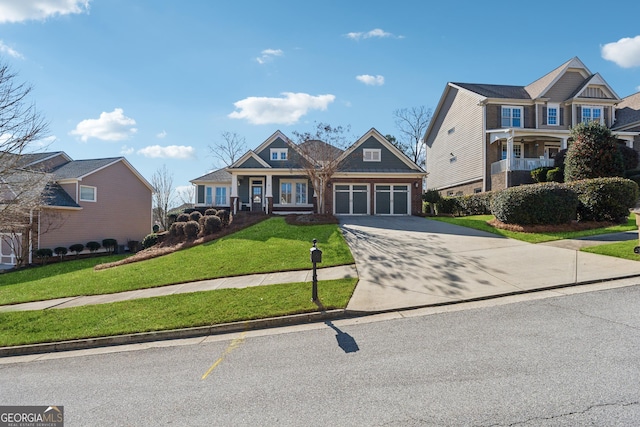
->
[482,103,487,192]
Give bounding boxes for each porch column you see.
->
[506,137,513,171]
[265,174,272,215]
[561,137,568,150]
[231,174,238,198]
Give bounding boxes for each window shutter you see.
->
[197,185,205,204]
[542,107,547,125]
[559,107,564,126]
[577,106,582,123]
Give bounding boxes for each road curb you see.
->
[0,309,351,357]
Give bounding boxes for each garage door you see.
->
[375,184,409,215]
[334,184,369,215]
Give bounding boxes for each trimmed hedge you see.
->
[435,193,493,216]
[546,167,563,183]
[531,167,554,183]
[490,183,578,225]
[142,233,159,249]
[567,177,639,223]
[184,220,200,239]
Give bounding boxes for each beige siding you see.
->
[544,71,587,102]
[39,161,152,250]
[425,87,484,190]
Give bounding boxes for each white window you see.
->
[582,106,603,124]
[206,187,213,205]
[501,143,522,160]
[270,148,288,161]
[79,185,96,202]
[547,103,559,126]
[280,180,307,205]
[363,148,381,162]
[215,187,227,205]
[501,106,523,128]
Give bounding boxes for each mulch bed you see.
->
[488,218,620,233]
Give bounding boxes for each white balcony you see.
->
[491,158,555,174]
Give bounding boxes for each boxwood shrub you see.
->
[184,220,200,239]
[490,183,578,225]
[141,233,158,249]
[456,192,493,215]
[567,177,639,223]
[546,167,563,183]
[531,167,554,183]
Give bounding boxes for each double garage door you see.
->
[334,184,410,215]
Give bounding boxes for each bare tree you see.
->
[151,164,175,231]
[175,185,195,206]
[292,122,351,214]
[393,106,432,165]
[209,131,246,167]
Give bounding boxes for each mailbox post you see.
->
[310,238,322,301]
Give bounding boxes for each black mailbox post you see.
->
[310,239,322,301]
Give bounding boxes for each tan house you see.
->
[191,128,426,216]
[0,151,153,266]
[424,57,640,195]
[612,92,640,149]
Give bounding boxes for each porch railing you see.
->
[491,158,555,174]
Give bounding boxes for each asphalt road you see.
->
[2,284,640,426]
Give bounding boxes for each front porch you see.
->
[230,173,316,215]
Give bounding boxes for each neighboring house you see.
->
[0,151,153,266]
[612,91,640,149]
[424,57,640,195]
[191,128,426,216]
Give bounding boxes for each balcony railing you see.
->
[491,158,555,174]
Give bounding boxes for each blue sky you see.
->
[1,0,640,201]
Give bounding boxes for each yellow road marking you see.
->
[201,332,247,380]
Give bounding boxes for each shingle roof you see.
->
[297,139,344,161]
[613,92,640,129]
[42,182,81,208]
[191,168,232,182]
[14,152,66,168]
[452,82,531,99]
[51,158,121,179]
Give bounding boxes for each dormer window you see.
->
[270,148,288,161]
[547,103,559,126]
[501,106,523,128]
[582,106,602,124]
[363,148,381,162]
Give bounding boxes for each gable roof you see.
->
[14,151,73,170]
[298,139,344,161]
[524,57,590,99]
[190,168,232,183]
[42,182,81,208]
[452,82,531,100]
[613,92,640,130]
[50,157,123,180]
[229,150,272,169]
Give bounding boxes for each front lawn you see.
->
[581,240,640,261]
[429,214,637,244]
[0,217,354,305]
[0,278,358,347]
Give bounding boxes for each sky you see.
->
[1,0,640,203]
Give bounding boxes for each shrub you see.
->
[205,208,217,216]
[531,167,554,183]
[434,197,460,216]
[168,213,178,226]
[490,183,578,225]
[567,177,639,223]
[627,174,640,189]
[456,192,493,215]
[618,144,639,171]
[202,215,222,235]
[35,248,53,265]
[152,224,160,233]
[184,220,200,239]
[422,189,441,215]
[564,121,624,182]
[168,222,185,239]
[546,167,563,183]
[86,241,101,253]
[69,243,84,257]
[141,233,159,249]
[54,246,68,260]
[127,240,140,252]
[176,213,189,223]
[553,149,568,169]
[189,211,202,222]
[216,209,230,226]
[102,238,118,255]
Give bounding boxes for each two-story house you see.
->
[424,57,640,195]
[191,128,426,216]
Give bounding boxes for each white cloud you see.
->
[228,92,335,125]
[156,130,167,139]
[70,108,137,142]
[137,145,195,159]
[345,28,403,41]
[356,74,385,86]
[601,35,640,68]
[256,48,283,64]
[120,145,134,155]
[0,41,23,59]
[0,0,91,23]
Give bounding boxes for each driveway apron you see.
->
[340,216,640,312]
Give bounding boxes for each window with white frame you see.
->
[547,103,559,126]
[363,148,381,162]
[582,106,603,124]
[280,180,307,205]
[270,148,288,161]
[501,143,522,160]
[501,106,523,128]
[215,187,227,205]
[205,187,213,205]
[79,185,96,202]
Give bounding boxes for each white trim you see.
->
[79,185,97,202]
[333,183,370,215]
[547,103,559,126]
[581,105,603,125]
[501,106,523,128]
[270,148,288,161]
[363,148,381,162]
[279,179,308,205]
[249,177,265,212]
[374,184,411,215]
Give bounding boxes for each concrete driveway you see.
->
[340,216,640,312]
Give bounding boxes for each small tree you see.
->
[393,106,432,165]
[69,243,84,258]
[102,238,118,255]
[35,248,53,265]
[564,121,624,182]
[422,189,441,215]
[54,246,68,260]
[208,131,247,167]
[86,241,101,255]
[151,164,175,231]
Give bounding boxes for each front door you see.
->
[251,184,263,212]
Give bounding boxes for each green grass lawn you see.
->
[0,217,354,305]
[0,278,358,347]
[581,240,640,261]
[429,214,637,244]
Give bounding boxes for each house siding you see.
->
[39,161,152,250]
[256,136,292,168]
[236,156,265,168]
[545,71,587,102]
[425,86,484,191]
[342,136,413,170]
